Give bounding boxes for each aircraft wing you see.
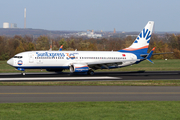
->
[86,59,139,69]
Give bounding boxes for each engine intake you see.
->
[70,64,89,73]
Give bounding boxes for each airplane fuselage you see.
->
[7,51,139,71]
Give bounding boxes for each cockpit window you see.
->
[14,56,23,58]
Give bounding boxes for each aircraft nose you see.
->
[7,58,13,66]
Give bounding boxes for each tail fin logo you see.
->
[134,28,151,44]
[118,21,154,53]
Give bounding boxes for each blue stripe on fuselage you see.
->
[118,48,148,60]
[15,66,70,69]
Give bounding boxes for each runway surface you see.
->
[0,71,180,81]
[0,71,180,103]
[0,86,180,103]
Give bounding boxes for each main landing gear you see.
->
[21,72,26,76]
[87,69,94,75]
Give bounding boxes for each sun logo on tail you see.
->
[134,28,151,44]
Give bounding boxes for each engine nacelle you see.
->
[70,64,89,73]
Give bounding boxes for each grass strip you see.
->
[0,101,180,120]
[1,80,180,86]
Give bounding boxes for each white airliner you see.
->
[7,21,156,75]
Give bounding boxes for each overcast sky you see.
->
[0,0,180,32]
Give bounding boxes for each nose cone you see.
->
[7,58,13,66]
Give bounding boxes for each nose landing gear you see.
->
[16,68,25,75]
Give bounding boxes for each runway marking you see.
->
[0,77,121,81]
[1,92,180,95]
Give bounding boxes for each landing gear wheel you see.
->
[21,72,26,76]
[88,69,94,75]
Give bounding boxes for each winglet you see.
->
[59,45,63,51]
[146,47,155,63]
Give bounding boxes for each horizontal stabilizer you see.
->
[140,52,173,57]
[144,47,155,64]
[152,52,173,55]
[147,59,154,64]
[146,47,155,59]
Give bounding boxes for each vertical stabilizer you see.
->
[119,21,154,54]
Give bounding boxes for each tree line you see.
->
[0,33,179,60]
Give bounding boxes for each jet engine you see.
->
[70,64,89,73]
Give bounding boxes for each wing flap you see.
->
[88,62,123,69]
